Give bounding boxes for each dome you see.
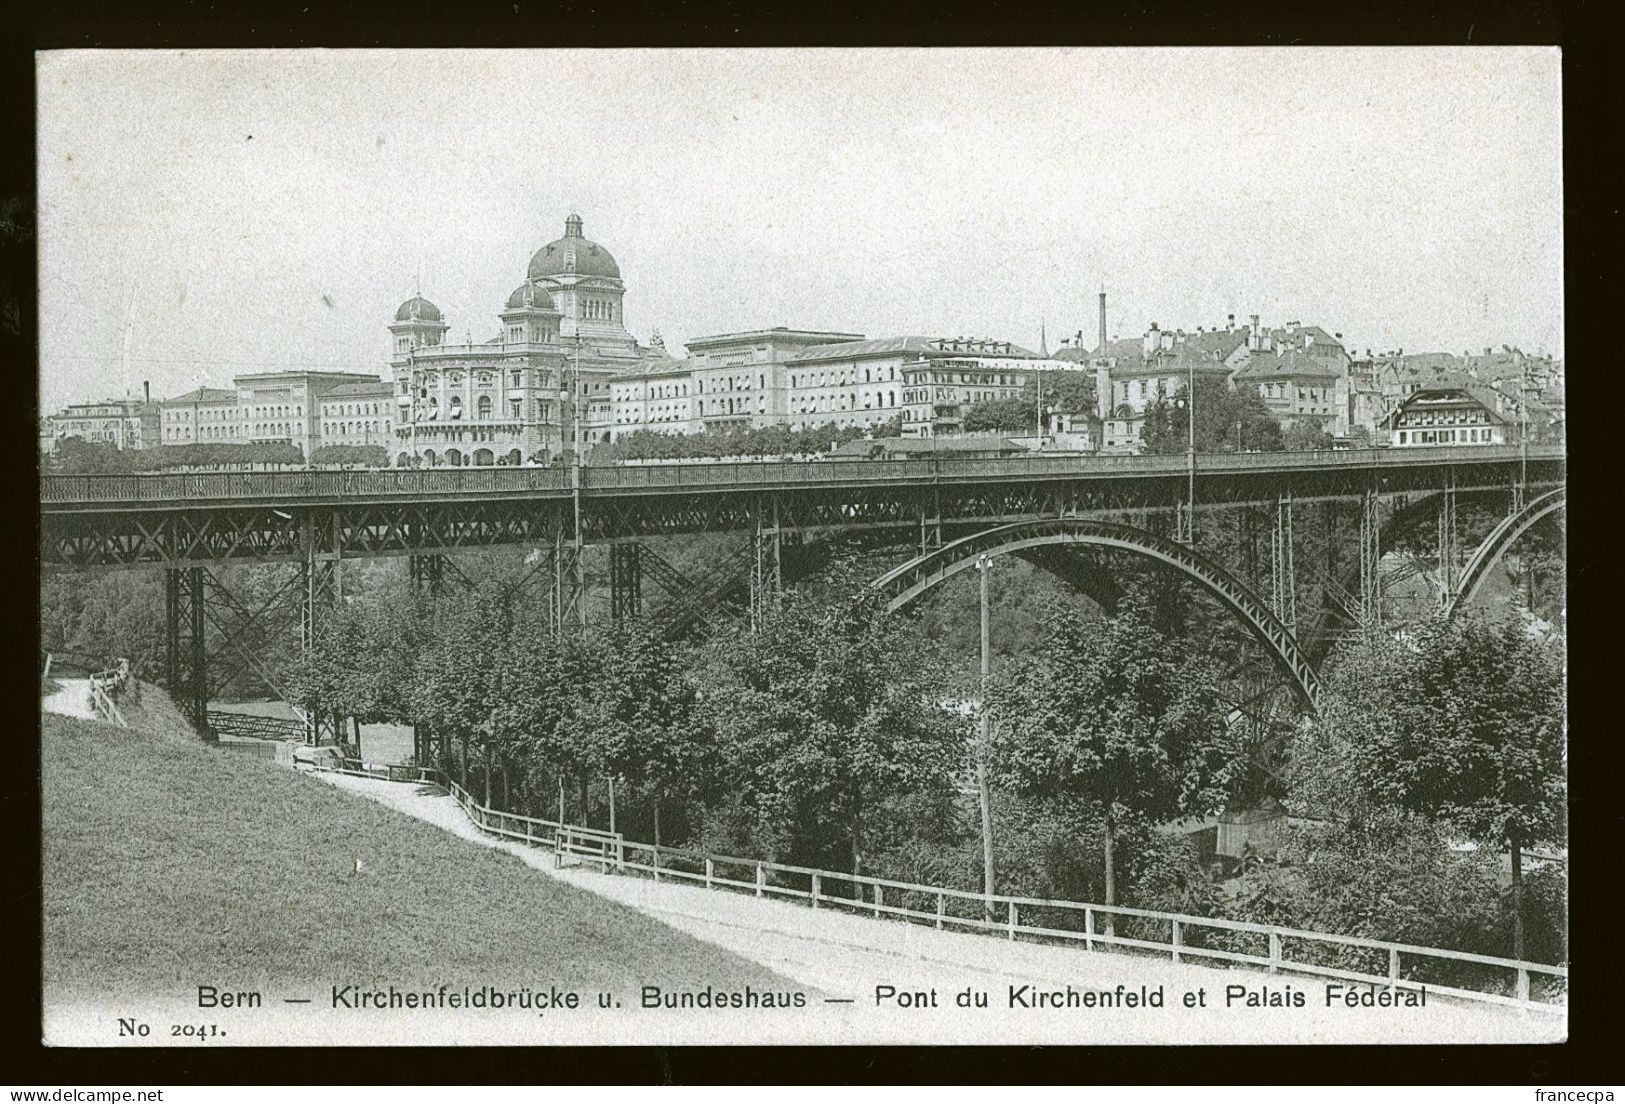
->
[395,296,443,322]
[527,213,622,280]
[505,282,559,311]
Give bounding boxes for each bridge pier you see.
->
[1435,475,1459,609]
[409,553,448,596]
[1358,488,1382,632]
[609,542,644,623]
[551,525,584,634]
[749,499,783,631]
[164,566,209,737]
[1270,491,1297,636]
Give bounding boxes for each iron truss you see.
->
[42,451,1564,570]
[872,516,1323,709]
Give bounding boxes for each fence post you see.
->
[1084,908,1094,951]
[811,873,820,909]
[1516,968,1530,1004]
[936,893,945,930]
[872,882,881,918]
[617,835,625,874]
[755,863,765,898]
[652,848,661,883]
[1008,902,1018,941]
[1171,920,1182,963]
[1388,948,1400,991]
[1269,932,1282,974]
[705,857,714,889]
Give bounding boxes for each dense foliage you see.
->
[588,417,901,464]
[1141,378,1283,454]
[46,438,307,473]
[988,600,1242,908]
[308,444,389,466]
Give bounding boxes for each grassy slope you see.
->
[42,698,793,1002]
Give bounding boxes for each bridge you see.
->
[41,444,1565,735]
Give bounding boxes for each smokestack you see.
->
[143,380,150,404]
[1098,291,1107,357]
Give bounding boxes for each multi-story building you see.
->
[784,336,943,433]
[160,386,240,445]
[232,370,389,457]
[45,396,160,452]
[316,381,396,450]
[609,355,699,439]
[1232,348,1342,430]
[389,213,679,466]
[684,327,864,433]
[1091,327,1234,453]
[1383,371,1509,447]
[898,343,1073,438]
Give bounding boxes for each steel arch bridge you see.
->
[1445,487,1565,619]
[871,517,1321,708]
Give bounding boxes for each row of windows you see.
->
[795,391,899,415]
[323,402,385,417]
[1397,428,1497,445]
[331,421,388,437]
[788,364,900,389]
[1402,409,1489,427]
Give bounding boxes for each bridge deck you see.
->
[42,444,1565,511]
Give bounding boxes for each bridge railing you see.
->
[40,445,1565,504]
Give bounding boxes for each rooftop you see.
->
[685,327,865,349]
[161,387,237,405]
[321,381,395,398]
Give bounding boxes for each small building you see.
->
[1383,371,1510,447]
[46,396,160,451]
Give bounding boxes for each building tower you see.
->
[526,213,634,346]
[388,296,449,359]
[498,281,563,345]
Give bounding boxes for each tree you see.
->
[1305,614,1566,959]
[310,444,389,466]
[1281,418,1335,452]
[696,560,965,876]
[962,397,1033,434]
[576,622,703,842]
[988,601,1241,915]
[1142,378,1281,454]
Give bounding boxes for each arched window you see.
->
[477,395,492,420]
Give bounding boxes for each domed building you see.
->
[388,213,681,467]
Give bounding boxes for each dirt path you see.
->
[41,679,96,720]
[310,770,1565,1045]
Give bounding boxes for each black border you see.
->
[6,0,1618,1086]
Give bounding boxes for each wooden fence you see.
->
[308,758,1568,1014]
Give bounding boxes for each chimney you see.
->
[1097,291,1107,357]
[143,380,150,404]
[1228,313,1235,328]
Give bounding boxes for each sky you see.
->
[36,48,1563,412]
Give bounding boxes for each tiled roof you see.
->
[1404,369,1510,419]
[788,336,1038,363]
[322,381,394,397]
[787,336,942,362]
[162,387,237,405]
[1234,349,1340,382]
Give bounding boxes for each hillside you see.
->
[41,693,794,1006]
